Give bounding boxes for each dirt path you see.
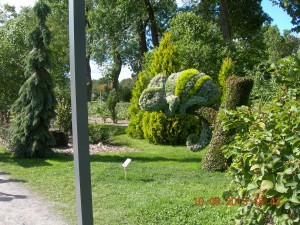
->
[0,172,67,225]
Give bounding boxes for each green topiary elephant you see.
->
[139,69,221,151]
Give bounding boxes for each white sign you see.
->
[122,158,132,168]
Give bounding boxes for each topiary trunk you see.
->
[202,76,253,171]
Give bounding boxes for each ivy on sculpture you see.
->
[139,69,221,152]
[139,69,254,172]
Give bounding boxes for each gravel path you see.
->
[0,172,67,225]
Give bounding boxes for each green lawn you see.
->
[0,125,236,225]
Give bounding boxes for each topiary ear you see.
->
[148,73,167,88]
[139,87,167,112]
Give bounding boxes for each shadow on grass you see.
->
[90,154,201,163]
[0,152,53,168]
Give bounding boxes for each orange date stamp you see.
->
[194,197,280,207]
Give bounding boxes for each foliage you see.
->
[89,101,130,122]
[149,32,180,77]
[169,12,226,80]
[54,98,72,134]
[222,92,300,224]
[264,25,300,63]
[250,49,300,102]
[202,76,254,171]
[223,76,254,110]
[174,69,199,97]
[188,0,270,40]
[0,122,13,149]
[44,0,70,90]
[116,102,131,121]
[139,70,221,116]
[89,0,177,82]
[271,50,300,90]
[0,8,31,114]
[218,57,234,98]
[10,1,56,158]
[126,110,145,138]
[118,78,135,102]
[88,122,116,144]
[272,0,300,32]
[106,89,119,124]
[221,51,300,223]
[141,111,200,145]
[127,70,151,138]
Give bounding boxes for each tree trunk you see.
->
[86,54,92,102]
[112,52,122,89]
[137,19,148,55]
[219,0,231,41]
[143,0,159,47]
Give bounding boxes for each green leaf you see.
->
[275,182,288,193]
[250,164,260,171]
[289,195,300,203]
[261,180,274,190]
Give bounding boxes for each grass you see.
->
[0,124,236,225]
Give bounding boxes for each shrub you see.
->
[174,68,198,97]
[202,76,254,171]
[0,122,13,149]
[127,32,180,138]
[116,102,130,120]
[127,71,151,138]
[222,93,300,224]
[141,111,200,145]
[149,32,180,77]
[218,57,234,99]
[54,98,72,134]
[107,89,118,123]
[126,110,145,138]
[88,123,116,144]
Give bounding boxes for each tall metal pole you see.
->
[69,0,94,224]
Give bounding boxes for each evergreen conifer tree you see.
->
[11,0,56,158]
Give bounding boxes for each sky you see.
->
[0,0,297,80]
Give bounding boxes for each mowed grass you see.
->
[0,125,236,225]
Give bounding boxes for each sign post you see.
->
[69,0,94,224]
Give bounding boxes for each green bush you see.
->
[221,53,300,224]
[107,89,118,123]
[202,76,254,171]
[126,110,145,138]
[127,71,151,138]
[218,57,234,99]
[88,123,116,144]
[54,98,72,134]
[141,111,200,145]
[116,102,130,120]
[222,93,300,224]
[149,32,180,77]
[127,32,180,138]
[0,122,13,149]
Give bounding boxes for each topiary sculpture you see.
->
[139,69,221,151]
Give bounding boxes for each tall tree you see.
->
[271,0,300,32]
[89,0,177,87]
[187,0,270,41]
[264,25,300,62]
[11,0,56,158]
[0,7,33,120]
